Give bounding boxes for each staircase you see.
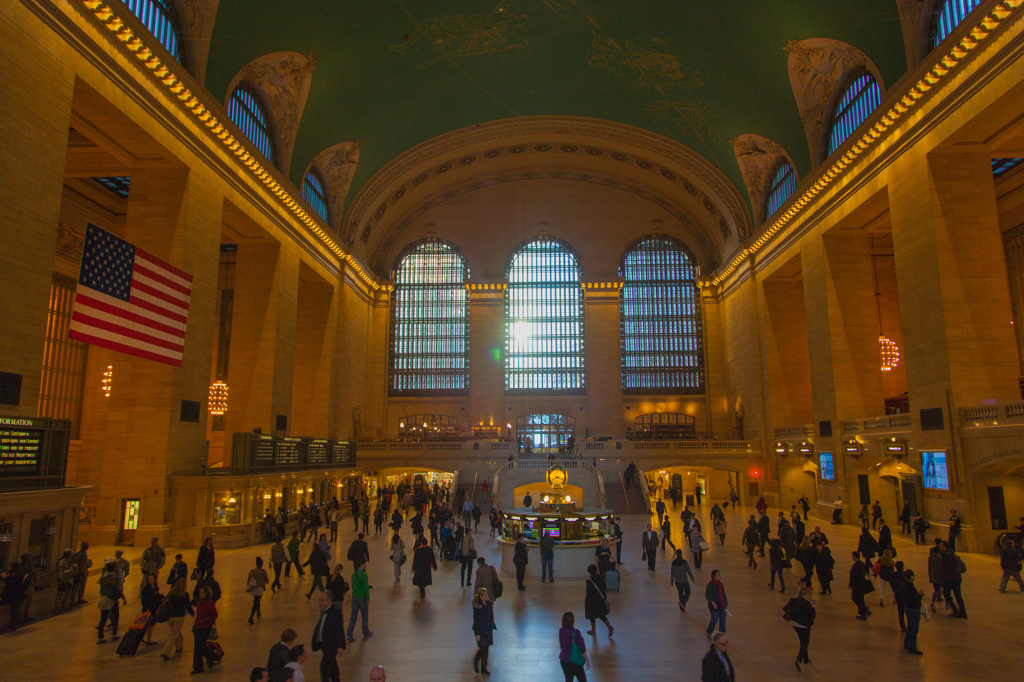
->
[458,480,493,515]
[603,478,648,515]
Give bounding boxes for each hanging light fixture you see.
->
[871,237,900,372]
[209,380,229,415]
[102,365,113,397]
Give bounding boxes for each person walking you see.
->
[948,510,962,552]
[584,564,613,637]
[611,517,624,564]
[475,557,499,601]
[471,587,496,675]
[849,552,873,620]
[783,588,816,670]
[312,590,345,682]
[267,628,299,674]
[704,570,728,638]
[247,557,270,624]
[940,541,967,619]
[714,514,727,545]
[326,563,349,610]
[661,515,677,552]
[558,612,590,682]
[191,584,218,674]
[701,632,734,682]
[345,560,372,642]
[140,572,163,645]
[756,512,770,557]
[928,539,949,611]
[795,537,817,590]
[768,539,786,593]
[595,538,614,576]
[196,537,215,581]
[304,543,330,600]
[815,542,835,595]
[412,537,437,599]
[871,500,882,530]
[642,524,660,571]
[875,549,895,607]
[999,537,1024,592]
[285,644,308,682]
[346,533,369,569]
[690,520,706,570]
[389,533,406,583]
[270,538,287,592]
[513,533,529,590]
[899,569,925,655]
[96,557,122,643]
[140,538,165,594]
[160,578,193,661]
[287,532,305,578]
[489,508,499,538]
[742,522,759,570]
[670,549,696,611]
[459,528,478,587]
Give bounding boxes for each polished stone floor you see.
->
[1,503,1019,681]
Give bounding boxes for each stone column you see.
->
[582,282,623,438]
[467,284,507,435]
[291,279,336,438]
[224,240,299,442]
[762,277,813,430]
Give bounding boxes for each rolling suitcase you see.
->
[604,568,620,591]
[116,628,146,657]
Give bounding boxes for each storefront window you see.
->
[212,492,241,525]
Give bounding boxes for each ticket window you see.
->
[540,522,561,541]
[212,492,240,525]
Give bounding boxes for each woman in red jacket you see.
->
[191,585,218,674]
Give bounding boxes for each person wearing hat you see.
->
[56,549,76,612]
[141,537,166,594]
[114,550,130,606]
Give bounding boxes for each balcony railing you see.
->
[774,424,813,438]
[354,439,753,457]
[841,414,912,434]
[959,401,1024,427]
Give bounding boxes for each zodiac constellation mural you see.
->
[393,0,719,143]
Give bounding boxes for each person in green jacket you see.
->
[346,560,372,642]
[286,532,305,577]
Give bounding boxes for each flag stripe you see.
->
[70,296,186,341]
[71,311,185,352]
[133,260,192,296]
[68,328,182,366]
[136,248,192,285]
[127,292,189,326]
[131,276,190,310]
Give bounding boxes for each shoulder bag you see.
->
[569,631,586,666]
[490,566,503,599]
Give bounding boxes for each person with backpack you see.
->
[783,587,816,671]
[913,513,929,544]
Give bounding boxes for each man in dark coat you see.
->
[849,551,871,619]
[513,534,529,589]
[756,512,770,557]
[347,533,370,567]
[856,528,879,562]
[267,628,298,673]
[642,524,660,571]
[700,632,735,681]
[312,591,345,682]
[877,519,893,554]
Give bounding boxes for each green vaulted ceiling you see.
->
[205,0,907,213]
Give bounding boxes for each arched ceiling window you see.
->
[930,0,983,49]
[124,0,184,64]
[389,239,469,395]
[227,83,276,165]
[620,236,703,393]
[301,168,331,224]
[505,238,584,393]
[825,70,882,159]
[763,158,797,222]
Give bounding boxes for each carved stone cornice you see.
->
[306,141,360,232]
[785,39,884,167]
[174,0,219,84]
[56,222,85,262]
[226,51,315,177]
[343,116,752,272]
[730,134,793,224]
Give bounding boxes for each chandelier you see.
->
[102,365,112,397]
[209,380,229,415]
[872,237,900,372]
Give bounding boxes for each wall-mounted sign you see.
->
[885,442,906,456]
[922,451,950,490]
[819,452,835,481]
[774,445,788,455]
[843,442,861,455]
[797,443,814,456]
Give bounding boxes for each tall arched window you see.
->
[505,238,584,392]
[620,236,703,393]
[763,158,797,221]
[302,168,331,224]
[824,71,882,158]
[124,0,183,63]
[227,84,276,165]
[930,0,983,49]
[389,239,469,394]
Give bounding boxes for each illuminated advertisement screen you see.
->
[819,452,835,481]
[922,451,950,490]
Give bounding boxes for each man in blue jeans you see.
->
[704,570,728,638]
[540,530,556,583]
[346,560,373,642]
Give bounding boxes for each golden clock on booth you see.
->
[546,465,568,489]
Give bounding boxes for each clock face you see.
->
[547,467,567,487]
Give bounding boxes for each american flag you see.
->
[70,224,193,366]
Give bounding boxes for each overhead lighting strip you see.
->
[711,0,1023,286]
[77,0,389,291]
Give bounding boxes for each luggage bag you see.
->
[116,628,146,657]
[604,568,620,591]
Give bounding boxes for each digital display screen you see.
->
[922,451,950,490]
[819,452,835,481]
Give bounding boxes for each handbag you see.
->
[699,540,711,552]
[97,596,114,610]
[154,597,171,623]
[590,579,611,613]
[129,610,152,631]
[491,567,503,599]
[569,637,586,666]
[207,626,219,641]
[190,567,200,581]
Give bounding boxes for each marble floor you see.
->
[1,503,1019,682]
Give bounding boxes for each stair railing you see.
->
[618,471,630,514]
